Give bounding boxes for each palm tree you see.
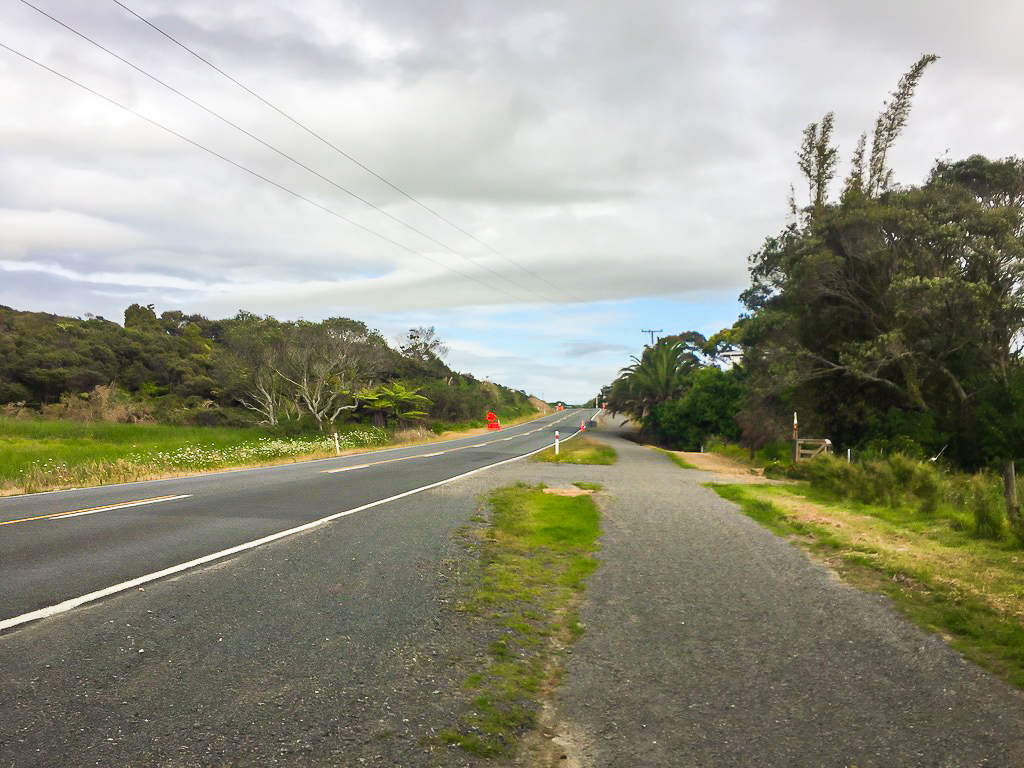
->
[606,340,697,425]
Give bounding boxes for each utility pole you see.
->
[641,329,662,346]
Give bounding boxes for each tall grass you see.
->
[768,453,1021,545]
[0,418,386,494]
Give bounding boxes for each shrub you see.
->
[911,461,945,516]
[970,474,1005,540]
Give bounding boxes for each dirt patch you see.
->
[529,397,552,414]
[673,451,789,485]
[542,488,595,497]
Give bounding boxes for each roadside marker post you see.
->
[555,431,560,455]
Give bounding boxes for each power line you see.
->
[110,0,586,304]
[0,39,554,310]
[17,0,567,310]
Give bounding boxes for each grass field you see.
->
[0,418,387,494]
[531,436,617,465]
[713,482,1024,689]
[441,483,601,758]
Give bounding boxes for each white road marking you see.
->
[0,436,572,632]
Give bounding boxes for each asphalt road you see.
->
[3,416,1024,767]
[0,408,595,629]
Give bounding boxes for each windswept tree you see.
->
[797,111,839,221]
[217,311,286,425]
[398,326,449,363]
[276,319,389,432]
[867,54,939,196]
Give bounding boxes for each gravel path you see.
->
[550,424,1024,767]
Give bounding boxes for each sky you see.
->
[1,1,1022,404]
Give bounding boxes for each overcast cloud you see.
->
[1,1,1022,403]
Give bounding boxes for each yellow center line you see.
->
[1,494,192,526]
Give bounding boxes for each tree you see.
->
[649,366,742,450]
[867,54,939,196]
[216,312,287,425]
[797,111,838,220]
[741,62,1024,527]
[124,303,161,331]
[606,338,700,427]
[398,326,449,364]
[275,320,388,431]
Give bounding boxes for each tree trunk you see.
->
[1002,461,1021,533]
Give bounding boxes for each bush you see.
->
[911,461,945,516]
[970,474,1005,539]
[774,452,1017,545]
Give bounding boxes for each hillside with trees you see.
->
[0,304,536,432]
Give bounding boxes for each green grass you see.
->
[0,417,387,494]
[714,482,1024,689]
[443,484,601,758]
[573,481,604,491]
[657,447,698,469]
[532,436,617,465]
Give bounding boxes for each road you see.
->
[0,408,595,630]
[3,415,1024,767]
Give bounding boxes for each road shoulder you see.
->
[553,428,1024,767]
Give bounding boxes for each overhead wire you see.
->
[0,40,551,309]
[17,0,568,310]
[110,0,587,304]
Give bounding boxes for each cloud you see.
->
[561,342,632,359]
[0,209,148,258]
[1,0,1021,402]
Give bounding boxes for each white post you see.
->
[555,430,560,455]
[333,431,341,456]
[847,448,851,463]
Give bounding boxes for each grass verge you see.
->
[532,436,617,465]
[441,483,601,758]
[712,482,1024,689]
[0,408,558,496]
[0,418,387,495]
[656,448,698,469]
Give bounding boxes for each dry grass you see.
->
[714,482,1024,687]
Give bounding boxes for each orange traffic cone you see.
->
[580,418,586,432]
